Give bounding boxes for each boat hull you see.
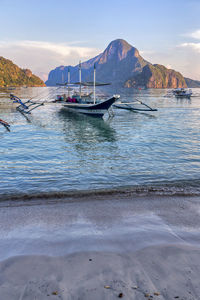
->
[173,88,192,98]
[62,97,117,117]
[174,94,192,98]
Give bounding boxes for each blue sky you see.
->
[0,0,200,80]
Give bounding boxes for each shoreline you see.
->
[1,178,200,205]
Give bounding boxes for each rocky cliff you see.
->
[46,39,149,86]
[0,57,45,87]
[125,64,187,88]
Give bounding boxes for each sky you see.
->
[0,0,200,81]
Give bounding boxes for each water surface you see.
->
[0,87,200,198]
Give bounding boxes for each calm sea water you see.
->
[0,87,200,198]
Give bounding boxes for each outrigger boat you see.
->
[173,88,192,98]
[55,62,120,118]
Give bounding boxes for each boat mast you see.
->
[94,63,96,104]
[79,61,82,98]
[68,67,70,98]
[62,71,64,85]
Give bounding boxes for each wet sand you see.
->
[0,194,200,299]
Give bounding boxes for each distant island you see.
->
[0,56,45,87]
[46,39,200,89]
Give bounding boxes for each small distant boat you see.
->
[0,86,16,93]
[55,63,119,118]
[173,88,192,98]
[7,87,16,91]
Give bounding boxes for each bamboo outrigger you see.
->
[0,119,10,131]
[113,99,157,112]
[10,94,44,115]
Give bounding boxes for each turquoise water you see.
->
[0,87,200,198]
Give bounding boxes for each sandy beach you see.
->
[0,193,200,299]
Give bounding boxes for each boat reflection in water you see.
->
[58,108,117,147]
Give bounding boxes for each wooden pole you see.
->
[68,68,70,98]
[79,61,81,98]
[94,64,96,104]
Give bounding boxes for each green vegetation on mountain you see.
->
[125,64,187,88]
[0,56,45,87]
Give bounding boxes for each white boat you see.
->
[173,88,192,98]
[56,63,120,118]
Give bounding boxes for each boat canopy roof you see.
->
[73,81,111,86]
[56,83,75,86]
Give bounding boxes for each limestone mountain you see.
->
[125,64,187,89]
[45,39,149,86]
[0,56,45,87]
[45,39,195,89]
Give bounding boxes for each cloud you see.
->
[189,29,200,40]
[13,41,98,57]
[139,50,155,55]
[175,42,200,80]
[179,42,200,53]
[0,40,100,81]
[166,64,172,69]
[175,30,200,79]
[182,29,200,40]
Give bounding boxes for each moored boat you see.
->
[56,62,119,118]
[173,88,192,98]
